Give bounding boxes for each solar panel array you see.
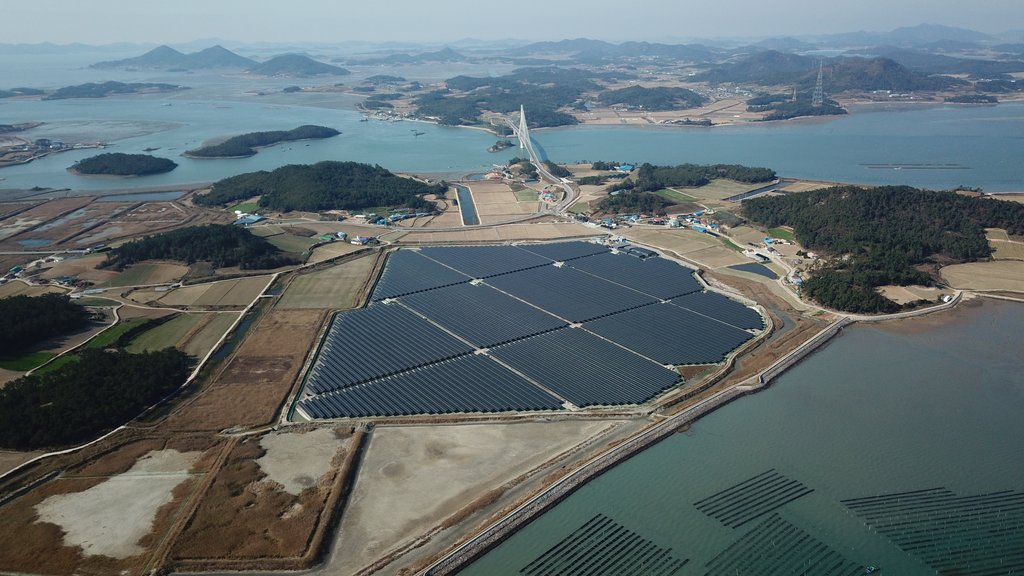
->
[399,283,566,347]
[370,250,470,301]
[517,241,610,262]
[419,245,550,278]
[306,304,474,393]
[672,291,764,331]
[488,265,657,323]
[490,328,681,406]
[585,303,755,365]
[302,244,764,418]
[300,354,563,418]
[693,469,814,529]
[569,252,702,300]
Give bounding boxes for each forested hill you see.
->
[0,294,90,354]
[71,152,177,176]
[634,163,777,190]
[101,224,299,270]
[185,125,339,158]
[743,186,1024,313]
[193,161,446,212]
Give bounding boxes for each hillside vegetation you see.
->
[598,86,707,110]
[743,186,1024,312]
[185,125,339,158]
[0,348,192,449]
[102,224,299,270]
[634,163,776,190]
[43,81,186,100]
[71,152,178,176]
[0,294,90,354]
[194,161,445,212]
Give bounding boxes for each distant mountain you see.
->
[814,24,996,48]
[749,37,818,52]
[510,37,719,63]
[344,47,466,66]
[697,50,966,91]
[92,45,255,70]
[857,47,1024,77]
[247,54,350,77]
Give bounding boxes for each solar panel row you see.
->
[487,264,658,323]
[370,250,470,301]
[419,245,551,279]
[671,291,764,331]
[490,328,681,407]
[568,251,702,300]
[584,303,754,365]
[300,354,564,418]
[516,240,610,262]
[306,304,474,394]
[399,282,567,347]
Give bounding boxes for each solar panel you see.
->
[516,241,610,262]
[419,245,551,278]
[584,302,754,365]
[370,249,471,301]
[490,328,680,406]
[568,252,702,300]
[400,282,566,347]
[671,291,764,331]
[305,303,474,393]
[299,354,563,418]
[486,265,658,323]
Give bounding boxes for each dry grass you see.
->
[158,276,269,308]
[877,285,948,305]
[990,240,1024,260]
[163,309,327,431]
[941,260,1024,292]
[0,281,66,298]
[277,255,377,310]
[181,313,238,358]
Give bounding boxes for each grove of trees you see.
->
[101,224,299,270]
[0,294,90,354]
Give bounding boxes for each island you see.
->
[43,81,187,100]
[70,153,178,176]
[246,54,350,77]
[488,139,514,152]
[184,125,340,158]
[193,160,446,212]
[92,45,256,70]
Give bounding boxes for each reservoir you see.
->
[454,185,480,226]
[460,299,1024,575]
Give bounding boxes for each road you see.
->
[504,115,579,213]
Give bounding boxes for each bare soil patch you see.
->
[941,260,1024,292]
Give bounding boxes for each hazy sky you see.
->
[5,0,1022,45]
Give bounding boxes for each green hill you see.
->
[248,54,350,77]
[185,125,340,158]
[71,153,177,176]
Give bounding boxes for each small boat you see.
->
[865,567,879,574]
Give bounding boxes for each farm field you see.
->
[940,260,1024,292]
[127,314,205,353]
[0,196,93,244]
[0,281,66,298]
[101,262,189,288]
[157,276,270,308]
[162,308,327,431]
[277,255,378,310]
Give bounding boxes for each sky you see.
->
[5,0,1022,45]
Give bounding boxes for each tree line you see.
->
[0,348,192,449]
[193,161,445,213]
[743,185,1024,313]
[101,224,299,270]
[631,163,776,190]
[0,294,90,354]
[185,125,339,158]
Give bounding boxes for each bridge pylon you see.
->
[518,105,529,149]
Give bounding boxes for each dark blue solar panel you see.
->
[400,283,566,347]
[569,252,702,300]
[419,245,551,278]
[671,291,764,331]
[299,354,563,418]
[371,249,471,301]
[490,328,680,406]
[306,304,474,393]
[516,241,610,262]
[584,303,754,365]
[486,265,658,323]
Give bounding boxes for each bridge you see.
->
[505,106,578,213]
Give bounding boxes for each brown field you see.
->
[466,181,537,224]
[877,285,948,305]
[685,245,751,268]
[0,436,223,576]
[0,281,67,298]
[157,276,270,308]
[577,97,760,126]
[39,253,120,284]
[181,313,239,358]
[989,194,1024,204]
[6,202,132,249]
[0,196,93,243]
[398,222,596,244]
[0,201,41,220]
[618,227,719,257]
[277,255,378,310]
[70,201,224,248]
[101,262,190,288]
[941,260,1024,292]
[163,308,327,431]
[307,241,365,263]
[171,428,350,566]
[327,421,626,576]
[987,230,1024,260]
[422,209,464,228]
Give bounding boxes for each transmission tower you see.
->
[812,60,825,108]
